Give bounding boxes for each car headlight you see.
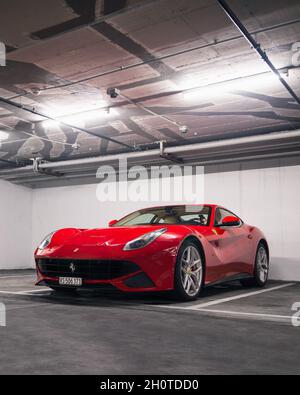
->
[123,228,167,251]
[38,232,55,250]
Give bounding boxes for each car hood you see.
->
[37,224,209,259]
[61,226,169,247]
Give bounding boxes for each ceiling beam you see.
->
[8,17,300,100]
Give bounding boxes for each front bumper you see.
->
[35,245,177,292]
[36,259,156,292]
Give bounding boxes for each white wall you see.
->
[31,163,300,281]
[205,164,300,281]
[31,183,166,252]
[0,179,32,269]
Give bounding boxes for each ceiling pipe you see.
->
[10,148,300,186]
[0,157,22,167]
[2,141,298,181]
[0,129,299,177]
[216,0,300,106]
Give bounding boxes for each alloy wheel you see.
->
[180,246,203,297]
[257,246,269,283]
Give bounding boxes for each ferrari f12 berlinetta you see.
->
[35,205,270,301]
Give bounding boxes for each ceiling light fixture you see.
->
[179,125,188,134]
[0,131,9,141]
[30,88,41,96]
[41,103,119,129]
[43,120,61,129]
[44,101,109,118]
[61,107,119,125]
[182,72,279,101]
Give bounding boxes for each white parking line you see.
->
[21,291,50,296]
[154,283,295,311]
[20,289,49,294]
[189,283,295,310]
[0,289,49,296]
[0,275,35,279]
[197,309,294,321]
[0,290,28,295]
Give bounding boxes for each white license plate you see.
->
[59,277,82,287]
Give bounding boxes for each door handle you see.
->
[248,234,253,240]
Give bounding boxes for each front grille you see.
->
[37,259,140,280]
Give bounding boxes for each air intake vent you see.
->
[103,0,127,15]
[37,258,140,280]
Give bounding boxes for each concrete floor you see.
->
[0,270,299,375]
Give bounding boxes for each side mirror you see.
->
[221,216,240,227]
[108,220,118,227]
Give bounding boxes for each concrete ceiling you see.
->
[0,0,300,186]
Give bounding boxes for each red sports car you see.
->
[35,204,269,301]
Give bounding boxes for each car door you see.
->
[212,207,252,278]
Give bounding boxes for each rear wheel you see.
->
[174,240,204,301]
[241,242,269,288]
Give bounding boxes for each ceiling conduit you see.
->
[0,129,299,183]
[216,0,300,106]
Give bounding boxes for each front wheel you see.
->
[174,241,205,301]
[241,242,269,288]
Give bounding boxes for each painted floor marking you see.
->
[197,309,294,321]
[0,283,297,321]
[0,290,29,295]
[0,289,49,296]
[0,275,35,279]
[20,289,49,294]
[189,283,295,310]
[154,283,295,311]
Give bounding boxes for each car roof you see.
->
[141,204,218,210]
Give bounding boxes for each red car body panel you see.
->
[35,205,268,292]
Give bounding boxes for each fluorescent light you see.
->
[182,73,278,101]
[44,102,109,119]
[42,106,119,128]
[0,131,9,141]
[43,120,61,129]
[183,85,225,101]
[61,107,119,125]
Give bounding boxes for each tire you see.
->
[174,240,205,301]
[49,286,78,295]
[240,242,269,288]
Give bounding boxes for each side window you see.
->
[214,208,241,227]
[128,213,156,225]
[180,214,209,226]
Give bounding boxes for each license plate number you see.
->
[59,277,82,286]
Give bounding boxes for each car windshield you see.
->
[114,206,212,227]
